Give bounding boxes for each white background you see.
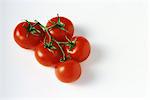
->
[0,0,150,100]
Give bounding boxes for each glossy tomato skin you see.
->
[14,22,45,50]
[65,36,91,62]
[55,60,81,83]
[46,17,74,42]
[34,43,62,67]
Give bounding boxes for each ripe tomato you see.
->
[34,42,62,67]
[46,16,74,42]
[14,22,45,50]
[55,60,81,83]
[65,36,90,62]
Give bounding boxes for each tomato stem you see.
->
[25,20,41,33]
[65,36,71,42]
[65,36,77,51]
[34,20,67,61]
[47,14,68,32]
[58,42,68,44]
[32,21,40,27]
[53,39,66,61]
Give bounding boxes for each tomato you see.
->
[65,36,90,62]
[46,15,74,42]
[55,60,81,83]
[34,41,62,67]
[14,22,45,50]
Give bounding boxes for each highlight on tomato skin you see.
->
[55,60,81,83]
[14,22,45,50]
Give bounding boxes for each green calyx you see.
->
[23,20,41,37]
[67,42,75,51]
[44,42,56,50]
[66,37,77,51]
[59,57,66,62]
[47,14,68,32]
[43,36,56,50]
[59,54,71,62]
[44,42,57,54]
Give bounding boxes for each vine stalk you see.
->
[36,20,67,61]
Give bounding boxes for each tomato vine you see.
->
[34,16,73,62]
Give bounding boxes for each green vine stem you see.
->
[53,39,66,61]
[23,20,41,37]
[58,41,68,45]
[34,20,67,61]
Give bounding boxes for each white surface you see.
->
[0,0,149,100]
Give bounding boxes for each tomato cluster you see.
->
[14,15,91,83]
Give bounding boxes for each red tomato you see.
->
[55,60,81,83]
[34,42,62,67]
[65,36,91,62]
[46,16,74,42]
[14,22,45,50]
